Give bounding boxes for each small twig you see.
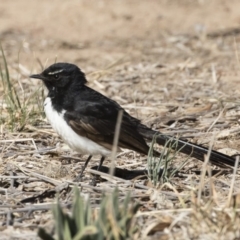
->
[197,134,215,204]
[227,156,239,207]
[88,168,128,183]
[160,182,186,208]
[0,138,38,151]
[109,110,123,177]
[211,63,217,83]
[0,203,72,216]
[136,208,193,217]
[9,171,15,189]
[207,108,225,133]
[16,167,62,186]
[0,175,32,179]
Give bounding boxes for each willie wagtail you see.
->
[30,62,236,180]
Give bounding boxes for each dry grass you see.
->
[1,0,240,239]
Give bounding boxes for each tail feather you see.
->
[138,126,236,167]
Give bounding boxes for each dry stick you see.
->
[160,182,186,208]
[0,134,20,157]
[197,155,209,205]
[2,147,57,156]
[234,36,240,69]
[116,149,132,157]
[109,110,123,178]
[89,169,184,196]
[211,63,217,83]
[0,138,38,151]
[227,156,239,207]
[9,171,14,189]
[136,206,240,218]
[0,203,72,216]
[16,166,62,186]
[168,211,190,232]
[197,135,215,205]
[207,108,225,133]
[17,166,116,193]
[136,208,193,217]
[207,165,214,202]
[66,180,115,193]
[0,204,23,208]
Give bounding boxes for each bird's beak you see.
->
[29,73,45,80]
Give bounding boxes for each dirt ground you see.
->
[1,0,240,239]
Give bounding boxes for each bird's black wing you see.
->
[63,101,150,155]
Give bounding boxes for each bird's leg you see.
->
[97,156,105,171]
[91,156,105,186]
[75,155,92,181]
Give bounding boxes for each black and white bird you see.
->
[30,62,236,180]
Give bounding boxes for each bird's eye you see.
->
[54,74,59,79]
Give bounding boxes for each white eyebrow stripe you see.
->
[48,69,64,75]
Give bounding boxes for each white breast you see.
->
[44,97,111,156]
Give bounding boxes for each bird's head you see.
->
[30,62,87,91]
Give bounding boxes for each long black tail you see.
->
[138,125,236,167]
